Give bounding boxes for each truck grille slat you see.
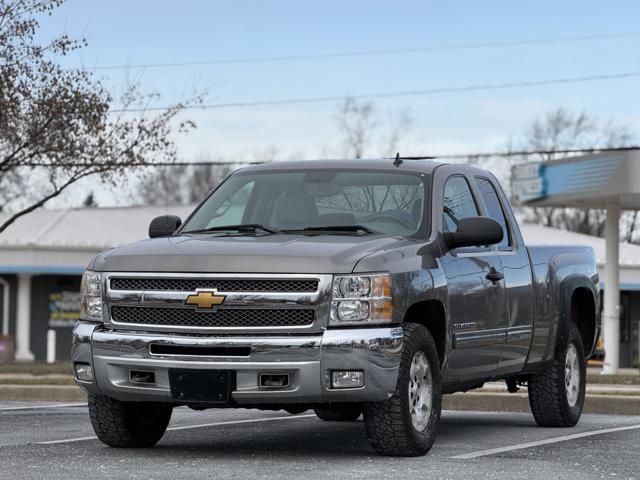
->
[110,278,319,293]
[111,306,315,328]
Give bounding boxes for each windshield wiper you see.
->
[182,224,281,235]
[282,225,378,234]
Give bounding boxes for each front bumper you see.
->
[72,322,403,404]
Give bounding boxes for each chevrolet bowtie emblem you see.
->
[184,289,226,309]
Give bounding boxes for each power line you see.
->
[108,71,640,113]
[18,147,640,168]
[19,160,267,167]
[79,32,640,71]
[397,146,640,160]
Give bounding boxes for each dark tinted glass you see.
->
[442,176,478,232]
[475,177,511,247]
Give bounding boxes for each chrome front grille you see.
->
[110,277,319,293]
[111,306,315,328]
[104,272,332,333]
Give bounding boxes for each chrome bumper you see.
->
[72,322,403,404]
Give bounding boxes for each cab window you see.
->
[475,177,511,248]
[442,176,479,232]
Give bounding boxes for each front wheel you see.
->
[528,325,586,427]
[363,323,442,456]
[88,394,173,447]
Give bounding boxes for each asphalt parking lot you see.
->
[1,401,639,480]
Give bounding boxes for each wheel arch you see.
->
[558,275,599,358]
[402,299,447,366]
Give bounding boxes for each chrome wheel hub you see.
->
[408,351,433,431]
[565,343,581,407]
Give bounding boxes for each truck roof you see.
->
[235,158,446,175]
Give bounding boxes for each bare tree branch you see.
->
[0,0,202,234]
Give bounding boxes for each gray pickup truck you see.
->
[73,159,599,456]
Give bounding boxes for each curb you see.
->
[444,392,640,416]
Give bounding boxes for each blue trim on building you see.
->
[513,155,626,204]
[0,265,85,275]
[599,282,640,291]
[543,156,624,197]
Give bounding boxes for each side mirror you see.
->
[445,216,503,249]
[149,215,182,238]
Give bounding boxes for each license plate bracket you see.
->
[168,369,234,404]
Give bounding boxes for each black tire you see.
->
[88,393,173,448]
[314,404,362,421]
[528,325,586,427]
[363,323,442,456]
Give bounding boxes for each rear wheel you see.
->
[314,404,361,421]
[528,325,586,427]
[88,393,172,447]
[363,323,442,456]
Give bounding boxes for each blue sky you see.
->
[37,1,640,203]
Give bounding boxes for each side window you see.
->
[475,177,511,248]
[442,176,479,232]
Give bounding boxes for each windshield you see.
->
[181,170,428,236]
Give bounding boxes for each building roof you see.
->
[2,204,640,273]
[0,205,193,274]
[519,222,640,267]
[0,205,193,250]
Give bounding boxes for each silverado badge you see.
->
[184,289,226,310]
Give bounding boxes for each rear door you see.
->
[439,172,508,384]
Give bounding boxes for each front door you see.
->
[439,174,507,384]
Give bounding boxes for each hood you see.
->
[91,233,405,274]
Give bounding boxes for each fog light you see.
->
[331,370,364,389]
[74,363,93,382]
[130,370,155,384]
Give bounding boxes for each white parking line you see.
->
[0,403,86,412]
[450,423,640,459]
[36,413,317,445]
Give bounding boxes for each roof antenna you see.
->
[393,152,403,167]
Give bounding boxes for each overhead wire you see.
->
[76,32,640,71]
[107,71,640,113]
[18,146,640,168]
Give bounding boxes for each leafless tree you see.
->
[332,97,416,212]
[334,97,414,159]
[137,147,281,205]
[82,192,98,208]
[137,160,236,206]
[335,97,378,159]
[0,0,200,234]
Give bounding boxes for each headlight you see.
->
[80,270,104,322]
[330,273,393,326]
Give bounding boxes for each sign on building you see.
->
[511,162,546,204]
[48,291,81,328]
